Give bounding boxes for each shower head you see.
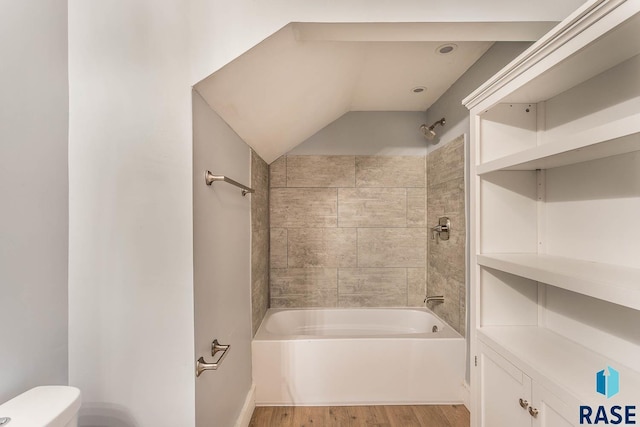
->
[420,118,446,141]
[420,125,437,140]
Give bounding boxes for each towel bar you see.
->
[204,171,254,196]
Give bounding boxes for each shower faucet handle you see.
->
[431,217,450,241]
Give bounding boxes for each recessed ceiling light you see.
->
[412,86,427,93]
[437,44,457,55]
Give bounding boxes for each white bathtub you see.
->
[252,308,465,406]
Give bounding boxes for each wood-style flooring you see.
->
[249,405,469,427]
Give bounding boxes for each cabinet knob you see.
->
[519,398,529,409]
[529,407,539,418]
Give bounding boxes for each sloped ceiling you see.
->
[195,22,554,163]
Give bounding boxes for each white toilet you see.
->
[0,386,81,427]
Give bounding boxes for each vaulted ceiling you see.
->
[195,22,554,163]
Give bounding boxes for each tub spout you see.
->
[425,295,444,304]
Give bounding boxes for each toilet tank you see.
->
[0,386,81,427]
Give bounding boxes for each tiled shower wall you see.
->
[265,139,466,335]
[269,155,427,308]
[427,136,466,335]
[251,149,270,335]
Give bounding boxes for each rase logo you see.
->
[597,366,620,399]
[580,366,636,425]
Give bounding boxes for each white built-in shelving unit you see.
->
[464,0,640,425]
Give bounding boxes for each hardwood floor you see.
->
[249,405,470,427]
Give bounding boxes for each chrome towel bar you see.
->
[196,339,231,377]
[204,171,254,196]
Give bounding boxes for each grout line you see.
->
[284,155,287,188]
[355,225,359,267]
[405,268,409,306]
[405,188,409,228]
[335,268,339,307]
[353,156,357,188]
[425,152,429,301]
[335,188,339,228]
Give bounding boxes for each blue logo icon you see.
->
[596,366,620,398]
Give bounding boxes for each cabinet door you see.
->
[480,343,532,427]
[532,382,577,427]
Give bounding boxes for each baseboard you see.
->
[461,382,471,411]
[235,383,256,427]
[255,399,464,406]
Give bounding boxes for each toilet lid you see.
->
[0,386,81,427]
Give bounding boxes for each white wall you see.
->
[288,111,428,156]
[68,1,586,425]
[192,92,253,427]
[68,1,195,425]
[0,0,69,403]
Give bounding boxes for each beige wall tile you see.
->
[288,228,357,268]
[251,227,269,335]
[356,156,425,187]
[407,268,426,307]
[459,286,466,337]
[407,188,426,227]
[428,217,465,283]
[251,150,270,336]
[427,135,465,186]
[270,188,337,228]
[426,184,446,223]
[270,156,287,188]
[358,228,426,268]
[426,136,466,336]
[428,178,465,215]
[427,267,461,333]
[251,150,270,231]
[287,155,355,188]
[338,268,407,307]
[426,179,465,221]
[338,188,406,227]
[427,177,465,284]
[270,228,287,269]
[252,273,269,335]
[252,227,269,282]
[270,268,337,308]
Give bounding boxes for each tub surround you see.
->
[427,136,466,335]
[251,149,270,335]
[269,155,427,309]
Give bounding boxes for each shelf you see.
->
[478,326,640,405]
[465,2,640,109]
[501,8,640,105]
[477,253,640,311]
[476,118,640,174]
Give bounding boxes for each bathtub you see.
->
[252,308,465,406]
